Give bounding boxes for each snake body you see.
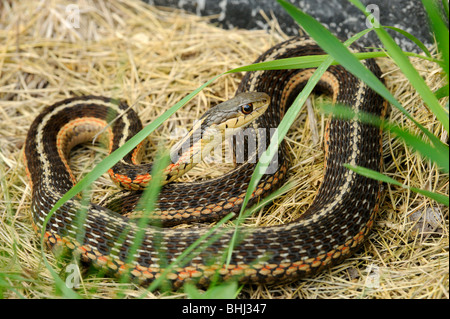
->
[24,37,385,287]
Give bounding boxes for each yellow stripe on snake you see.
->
[24,37,386,288]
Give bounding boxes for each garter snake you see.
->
[24,37,386,287]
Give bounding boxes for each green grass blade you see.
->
[435,83,449,99]
[243,181,296,217]
[382,25,432,58]
[348,0,449,134]
[321,104,449,173]
[344,164,449,206]
[231,51,440,74]
[421,0,449,76]
[120,150,171,286]
[184,281,239,299]
[443,0,449,20]
[39,248,81,298]
[277,0,449,149]
[144,212,235,293]
[224,31,370,265]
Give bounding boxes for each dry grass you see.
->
[0,0,448,299]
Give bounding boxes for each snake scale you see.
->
[24,37,386,288]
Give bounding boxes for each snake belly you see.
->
[24,36,386,287]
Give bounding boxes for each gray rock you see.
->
[145,0,444,52]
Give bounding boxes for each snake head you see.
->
[201,92,271,131]
[169,92,270,167]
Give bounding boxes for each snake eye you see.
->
[241,103,253,114]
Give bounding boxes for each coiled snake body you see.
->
[25,37,385,288]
